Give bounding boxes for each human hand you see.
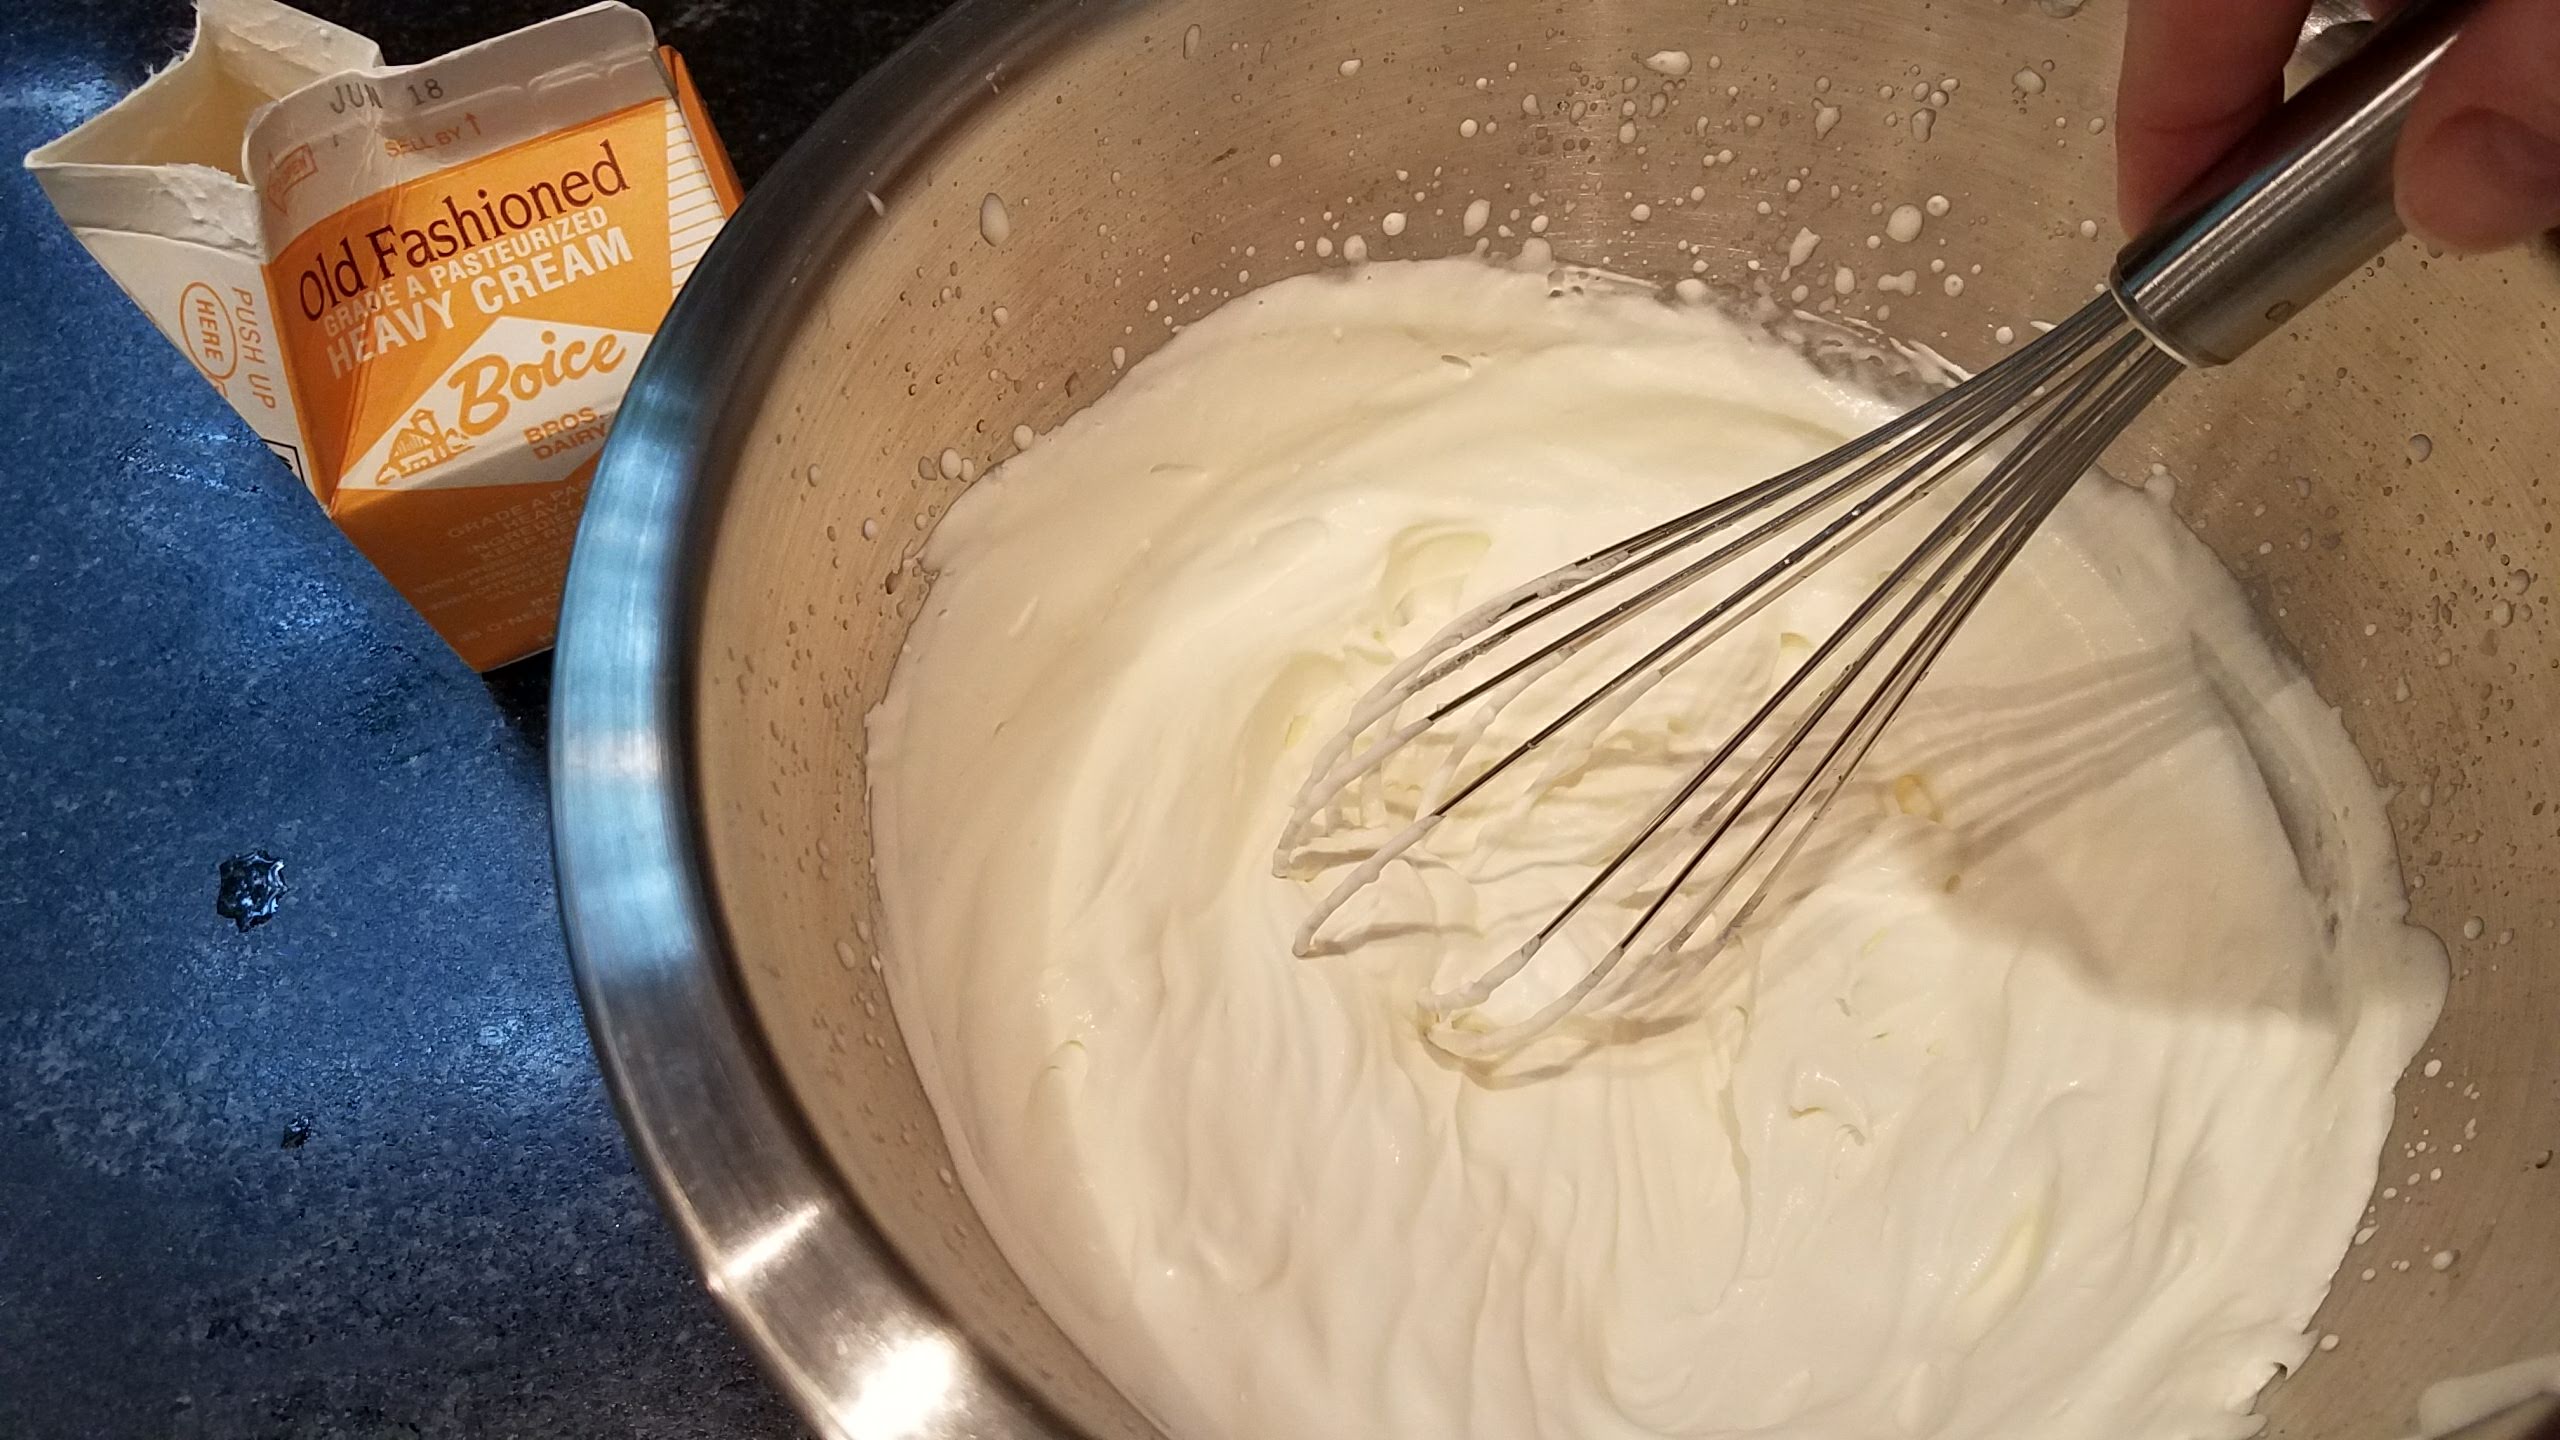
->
[2117,0,2560,252]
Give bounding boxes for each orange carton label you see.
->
[25,0,739,671]
[269,98,725,664]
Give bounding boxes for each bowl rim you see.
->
[547,1,1139,1435]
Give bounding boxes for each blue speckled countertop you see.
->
[0,3,942,1434]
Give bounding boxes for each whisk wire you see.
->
[1424,317,2178,1054]
[1287,296,2187,1057]
[1409,307,2142,821]
[1619,334,2184,975]
[1273,307,2130,877]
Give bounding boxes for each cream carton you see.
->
[27,0,741,669]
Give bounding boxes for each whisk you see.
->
[1275,0,2481,1061]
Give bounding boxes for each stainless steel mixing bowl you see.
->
[552,2,2560,1436]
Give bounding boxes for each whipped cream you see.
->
[866,257,2446,1440]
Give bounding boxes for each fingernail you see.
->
[2404,110,2560,254]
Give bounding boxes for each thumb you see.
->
[2395,0,2560,253]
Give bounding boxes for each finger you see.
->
[2396,0,2560,253]
[2117,0,2319,232]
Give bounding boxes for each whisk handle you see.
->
[2110,0,2484,367]
[2433,1393,2560,1440]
